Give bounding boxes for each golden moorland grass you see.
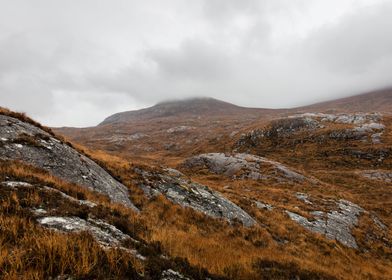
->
[80,147,392,280]
[1,109,391,279]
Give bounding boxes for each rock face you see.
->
[287,199,363,248]
[0,114,137,210]
[136,168,257,227]
[183,153,306,182]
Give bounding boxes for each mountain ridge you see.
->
[98,88,392,127]
[99,97,277,126]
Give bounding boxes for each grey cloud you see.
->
[203,0,261,21]
[305,2,392,73]
[0,0,391,126]
[147,40,232,81]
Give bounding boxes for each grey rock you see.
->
[286,199,363,248]
[50,275,75,280]
[38,215,145,260]
[371,133,383,144]
[166,126,195,133]
[183,153,306,182]
[42,186,97,208]
[104,133,149,143]
[254,201,273,211]
[361,170,392,183]
[161,269,190,280]
[2,180,97,209]
[296,112,381,125]
[31,208,48,215]
[296,192,312,204]
[2,181,32,188]
[328,129,368,141]
[237,112,385,147]
[371,215,388,231]
[38,216,130,247]
[0,114,137,210]
[136,168,257,227]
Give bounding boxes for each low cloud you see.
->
[0,0,391,126]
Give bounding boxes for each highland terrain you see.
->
[0,89,391,279]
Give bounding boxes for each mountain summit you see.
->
[100,89,392,126]
[99,97,268,125]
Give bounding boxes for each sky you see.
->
[0,0,392,127]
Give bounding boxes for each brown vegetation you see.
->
[2,97,392,279]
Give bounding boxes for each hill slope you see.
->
[55,89,392,163]
[2,92,392,279]
[299,88,392,113]
[53,90,392,279]
[99,97,279,126]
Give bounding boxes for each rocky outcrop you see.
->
[237,112,385,147]
[295,192,312,204]
[236,117,320,147]
[2,180,97,208]
[166,126,195,133]
[0,114,137,210]
[361,170,392,183]
[161,269,190,280]
[183,153,306,183]
[254,201,273,211]
[136,168,256,227]
[38,216,130,247]
[297,113,385,143]
[298,112,382,124]
[37,215,146,261]
[287,199,363,248]
[105,133,149,143]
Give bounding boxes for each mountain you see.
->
[2,89,392,279]
[55,98,288,161]
[100,98,266,125]
[55,88,392,162]
[99,89,392,127]
[99,97,281,125]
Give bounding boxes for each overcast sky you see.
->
[0,0,391,127]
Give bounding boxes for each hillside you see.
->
[0,108,232,279]
[56,98,288,163]
[55,89,392,163]
[298,88,392,113]
[47,90,392,279]
[99,89,392,127]
[100,97,279,125]
[3,107,392,279]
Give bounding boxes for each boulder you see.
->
[287,199,363,248]
[0,114,137,210]
[38,216,130,247]
[183,153,306,183]
[136,168,257,227]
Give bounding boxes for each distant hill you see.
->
[100,89,392,126]
[54,87,392,161]
[99,97,279,126]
